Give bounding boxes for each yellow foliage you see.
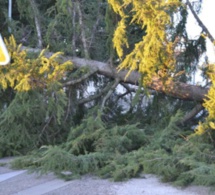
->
[209,122,215,130]
[194,63,215,135]
[108,0,181,85]
[195,122,206,135]
[108,1,215,137]
[0,35,73,91]
[113,19,129,58]
[108,0,126,17]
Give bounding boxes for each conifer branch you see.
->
[101,78,120,112]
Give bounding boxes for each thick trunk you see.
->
[23,47,209,102]
[70,57,209,102]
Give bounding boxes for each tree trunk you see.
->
[23,47,209,102]
[70,57,209,102]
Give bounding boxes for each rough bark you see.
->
[23,47,209,102]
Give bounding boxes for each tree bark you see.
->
[69,57,209,102]
[23,46,209,102]
[187,0,215,43]
[178,104,204,125]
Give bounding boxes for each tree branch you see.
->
[187,0,215,43]
[78,81,114,105]
[101,78,120,112]
[29,0,43,48]
[63,69,98,86]
[22,46,209,102]
[76,2,89,58]
[178,103,204,125]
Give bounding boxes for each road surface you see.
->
[0,157,213,195]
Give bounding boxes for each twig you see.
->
[64,88,72,121]
[38,116,53,145]
[78,81,114,105]
[121,83,137,93]
[63,68,98,86]
[101,78,120,112]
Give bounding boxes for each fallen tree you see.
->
[1,1,215,187]
[23,47,209,102]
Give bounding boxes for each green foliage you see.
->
[138,113,215,187]
[11,110,215,187]
[11,113,148,180]
[1,0,215,189]
[0,36,72,156]
[0,88,68,156]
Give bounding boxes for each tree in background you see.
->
[0,0,215,186]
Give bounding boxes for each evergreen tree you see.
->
[0,0,215,187]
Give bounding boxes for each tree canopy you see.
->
[1,0,215,187]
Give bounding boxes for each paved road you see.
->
[0,158,115,195]
[0,157,213,195]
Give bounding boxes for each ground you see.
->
[0,157,213,195]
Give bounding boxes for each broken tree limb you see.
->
[22,46,209,102]
[178,103,204,125]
